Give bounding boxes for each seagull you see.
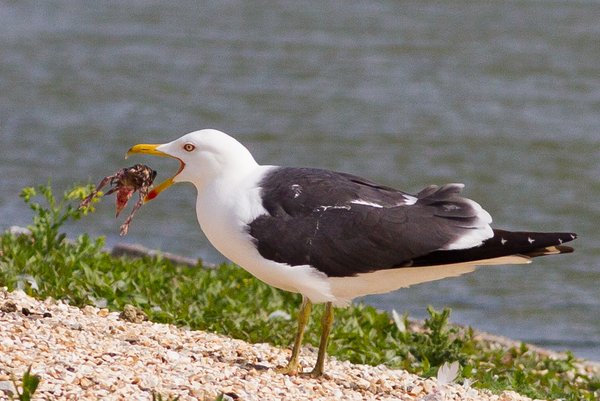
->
[127,129,577,376]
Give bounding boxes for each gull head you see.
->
[127,129,257,201]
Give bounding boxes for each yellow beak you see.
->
[126,144,185,201]
[127,144,168,158]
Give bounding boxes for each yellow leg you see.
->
[276,296,312,375]
[308,301,334,377]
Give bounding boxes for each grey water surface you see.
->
[1,0,599,359]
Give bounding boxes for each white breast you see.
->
[194,166,336,304]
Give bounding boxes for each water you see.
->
[1,0,599,359]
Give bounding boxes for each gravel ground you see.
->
[0,289,548,401]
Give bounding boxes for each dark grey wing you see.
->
[248,167,492,277]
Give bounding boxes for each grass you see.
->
[1,184,599,400]
[9,367,40,401]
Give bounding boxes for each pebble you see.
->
[0,381,15,397]
[0,301,17,313]
[1,289,597,401]
[119,304,147,323]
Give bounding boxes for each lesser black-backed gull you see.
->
[128,129,577,376]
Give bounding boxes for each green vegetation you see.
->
[10,367,41,401]
[1,184,599,400]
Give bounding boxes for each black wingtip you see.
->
[497,229,578,247]
[410,229,578,267]
[556,232,578,246]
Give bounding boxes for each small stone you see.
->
[68,322,83,331]
[8,226,31,236]
[165,349,180,363]
[97,308,110,317]
[422,379,434,393]
[82,305,96,315]
[0,380,15,396]
[124,337,139,345]
[119,304,147,323]
[138,373,160,390]
[78,377,94,389]
[355,377,371,390]
[409,384,423,395]
[0,301,17,313]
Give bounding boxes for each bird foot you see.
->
[300,368,325,379]
[275,364,325,379]
[275,363,302,376]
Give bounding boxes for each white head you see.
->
[127,129,258,200]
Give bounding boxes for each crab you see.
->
[79,164,157,236]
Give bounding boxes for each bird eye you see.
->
[183,143,196,152]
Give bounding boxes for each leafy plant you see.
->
[18,183,97,252]
[10,366,40,401]
[402,306,469,374]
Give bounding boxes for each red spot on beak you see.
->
[146,189,159,201]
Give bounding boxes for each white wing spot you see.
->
[442,203,460,212]
[315,205,351,212]
[501,238,507,245]
[558,238,563,244]
[402,195,418,205]
[570,234,576,240]
[528,237,535,244]
[350,199,383,208]
[290,184,302,198]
